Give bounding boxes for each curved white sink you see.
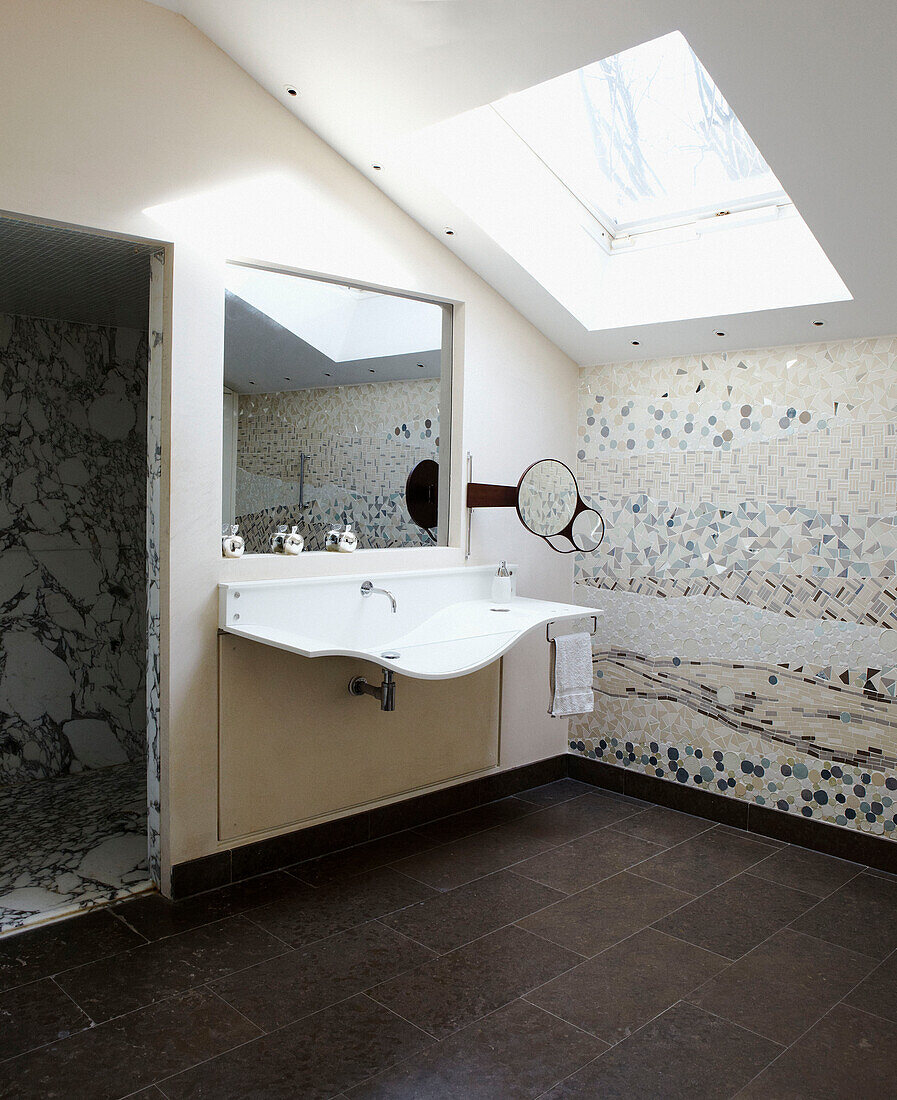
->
[218,564,597,679]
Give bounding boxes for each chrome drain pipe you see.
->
[348,668,396,711]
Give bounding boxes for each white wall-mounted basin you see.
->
[218,564,597,679]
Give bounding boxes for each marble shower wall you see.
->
[234,378,439,552]
[572,337,897,839]
[0,312,148,785]
[145,251,163,886]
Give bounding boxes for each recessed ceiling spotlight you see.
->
[443,227,455,236]
[283,85,299,97]
[715,330,726,337]
[323,372,332,377]
[812,319,825,326]
[369,368,376,373]
[631,340,640,346]
[372,163,383,171]
[417,362,425,368]
[249,380,256,385]
[283,376,291,381]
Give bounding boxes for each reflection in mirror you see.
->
[517,459,578,537]
[571,508,604,552]
[222,263,451,553]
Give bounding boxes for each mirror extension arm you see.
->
[466,482,518,508]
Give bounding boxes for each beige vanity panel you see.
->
[218,634,502,841]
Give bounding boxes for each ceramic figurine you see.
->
[222,524,244,558]
[270,525,289,553]
[284,525,304,555]
[338,524,358,553]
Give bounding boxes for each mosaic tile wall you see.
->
[0,312,148,785]
[571,337,897,838]
[234,379,439,553]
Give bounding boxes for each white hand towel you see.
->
[549,631,594,717]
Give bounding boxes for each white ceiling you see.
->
[147,0,897,365]
[224,291,441,393]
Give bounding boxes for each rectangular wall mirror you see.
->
[222,262,452,553]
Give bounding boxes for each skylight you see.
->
[224,265,442,362]
[494,31,786,238]
[394,31,851,331]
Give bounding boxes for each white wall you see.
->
[0,0,578,885]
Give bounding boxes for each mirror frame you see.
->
[222,259,455,554]
[515,459,604,554]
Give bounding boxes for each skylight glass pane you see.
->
[494,30,785,231]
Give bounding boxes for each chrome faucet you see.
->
[360,580,397,613]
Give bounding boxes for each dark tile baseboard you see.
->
[169,755,567,899]
[569,754,897,875]
[170,750,897,898]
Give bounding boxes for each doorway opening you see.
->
[0,214,164,935]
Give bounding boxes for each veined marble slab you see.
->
[0,762,152,937]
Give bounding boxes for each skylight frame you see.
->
[492,31,792,247]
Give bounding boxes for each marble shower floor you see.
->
[0,762,152,936]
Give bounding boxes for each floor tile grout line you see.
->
[782,920,882,961]
[744,862,866,899]
[648,923,741,967]
[405,792,601,849]
[357,988,448,1042]
[392,800,690,895]
[108,906,151,942]
[49,971,99,1025]
[679,998,789,1050]
[622,827,827,898]
[532,1051,608,1100]
[640,854,840,964]
[519,996,614,1044]
[698,910,897,1099]
[0,976,97,1065]
[0,918,156,995]
[150,989,432,1095]
[730,992,877,1097]
[48,931,297,1030]
[0,974,279,1072]
[829,999,897,1028]
[206,927,441,1035]
[523,930,745,1052]
[345,989,607,1097]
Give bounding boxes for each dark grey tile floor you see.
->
[1,778,896,1098]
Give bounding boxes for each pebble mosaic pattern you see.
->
[573,336,897,838]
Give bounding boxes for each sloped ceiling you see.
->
[147,0,897,365]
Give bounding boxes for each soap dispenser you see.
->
[491,561,513,604]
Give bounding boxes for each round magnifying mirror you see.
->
[571,508,604,552]
[517,459,578,537]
